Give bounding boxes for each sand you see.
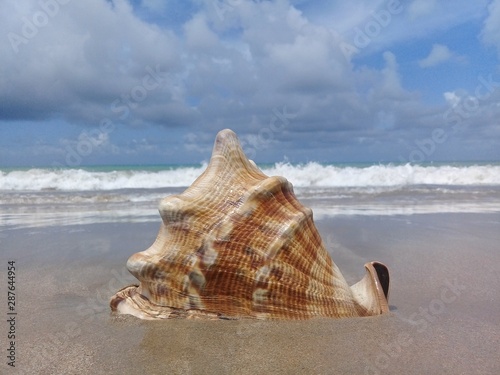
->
[1,213,499,374]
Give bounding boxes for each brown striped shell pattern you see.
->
[110,129,390,320]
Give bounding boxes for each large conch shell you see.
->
[110,129,390,320]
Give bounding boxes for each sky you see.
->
[1,0,500,167]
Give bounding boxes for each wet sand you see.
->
[1,213,499,374]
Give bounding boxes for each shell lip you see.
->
[109,284,139,312]
[371,261,390,301]
[365,261,390,314]
[109,283,240,320]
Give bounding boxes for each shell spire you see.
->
[110,129,390,320]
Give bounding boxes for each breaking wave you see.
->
[1,163,500,191]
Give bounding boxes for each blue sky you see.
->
[1,0,500,167]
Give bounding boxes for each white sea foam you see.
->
[266,162,500,187]
[2,163,500,228]
[0,166,204,191]
[1,163,500,191]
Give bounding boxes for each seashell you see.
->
[110,129,390,320]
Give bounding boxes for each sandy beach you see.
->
[1,212,499,374]
[2,0,500,373]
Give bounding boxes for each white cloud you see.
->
[184,13,219,50]
[0,0,188,122]
[0,0,498,165]
[141,0,168,13]
[418,44,453,68]
[443,91,461,107]
[290,0,488,57]
[0,0,428,135]
[298,0,387,33]
[380,51,404,96]
[408,0,437,19]
[481,0,500,52]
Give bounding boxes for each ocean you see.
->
[2,162,500,229]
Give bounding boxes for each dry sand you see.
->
[1,214,499,374]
